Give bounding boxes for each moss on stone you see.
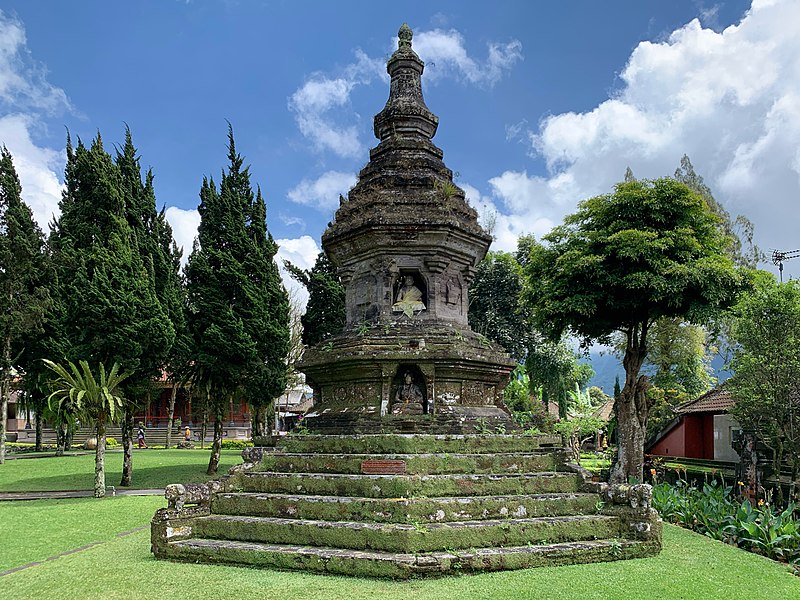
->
[279,434,561,455]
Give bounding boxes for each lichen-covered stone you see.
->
[211,491,600,523]
[259,451,556,475]
[278,433,562,455]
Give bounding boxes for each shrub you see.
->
[220,439,253,450]
[653,479,800,566]
[105,437,119,448]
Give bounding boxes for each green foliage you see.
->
[525,335,592,418]
[653,479,800,565]
[185,126,289,465]
[728,272,800,480]
[523,177,743,483]
[523,178,742,344]
[51,133,174,375]
[0,147,50,463]
[44,359,128,426]
[284,252,345,346]
[220,439,254,450]
[674,154,763,269]
[503,365,532,413]
[468,251,527,360]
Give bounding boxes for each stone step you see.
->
[239,471,581,497]
[161,537,659,578]
[191,514,620,553]
[258,452,557,475]
[212,491,600,523]
[278,433,562,455]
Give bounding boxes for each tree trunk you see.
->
[610,323,650,484]
[200,406,208,450]
[0,386,8,465]
[56,422,66,456]
[35,412,42,452]
[265,399,275,445]
[120,412,133,487]
[165,382,178,449]
[64,421,74,451]
[95,418,107,498]
[207,406,223,475]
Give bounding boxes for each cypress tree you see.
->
[114,130,174,485]
[186,126,288,473]
[242,187,290,440]
[49,132,172,493]
[0,147,50,463]
[285,252,345,347]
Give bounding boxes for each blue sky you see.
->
[2,0,799,302]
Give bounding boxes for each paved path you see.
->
[0,488,164,501]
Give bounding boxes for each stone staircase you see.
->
[151,434,661,578]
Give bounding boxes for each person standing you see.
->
[137,423,147,448]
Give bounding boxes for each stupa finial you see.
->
[373,23,438,142]
[398,23,413,49]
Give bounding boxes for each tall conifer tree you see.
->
[114,129,175,484]
[0,147,50,463]
[50,132,172,492]
[186,126,288,473]
[284,252,345,347]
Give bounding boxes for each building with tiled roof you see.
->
[647,387,741,462]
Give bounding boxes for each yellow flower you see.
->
[737,481,744,486]
[650,469,656,476]
[758,499,765,506]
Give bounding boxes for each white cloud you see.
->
[276,235,321,310]
[164,206,200,264]
[0,113,63,229]
[0,11,71,232]
[287,170,356,211]
[0,11,71,114]
[288,49,384,158]
[413,29,522,86]
[488,0,800,261]
[289,28,522,160]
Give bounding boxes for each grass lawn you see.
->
[0,495,797,599]
[0,449,243,492]
[0,496,164,572]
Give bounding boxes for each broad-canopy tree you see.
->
[186,126,289,473]
[523,177,743,483]
[0,147,50,464]
[728,273,800,489]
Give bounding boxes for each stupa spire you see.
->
[373,24,439,142]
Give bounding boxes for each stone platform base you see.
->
[151,434,662,578]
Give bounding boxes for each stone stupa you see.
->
[150,25,662,578]
[299,23,516,434]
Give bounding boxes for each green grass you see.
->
[0,449,243,492]
[0,495,797,599]
[0,496,164,572]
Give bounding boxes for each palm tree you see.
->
[44,360,128,497]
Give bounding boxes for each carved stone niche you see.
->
[391,271,428,316]
[389,364,429,415]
